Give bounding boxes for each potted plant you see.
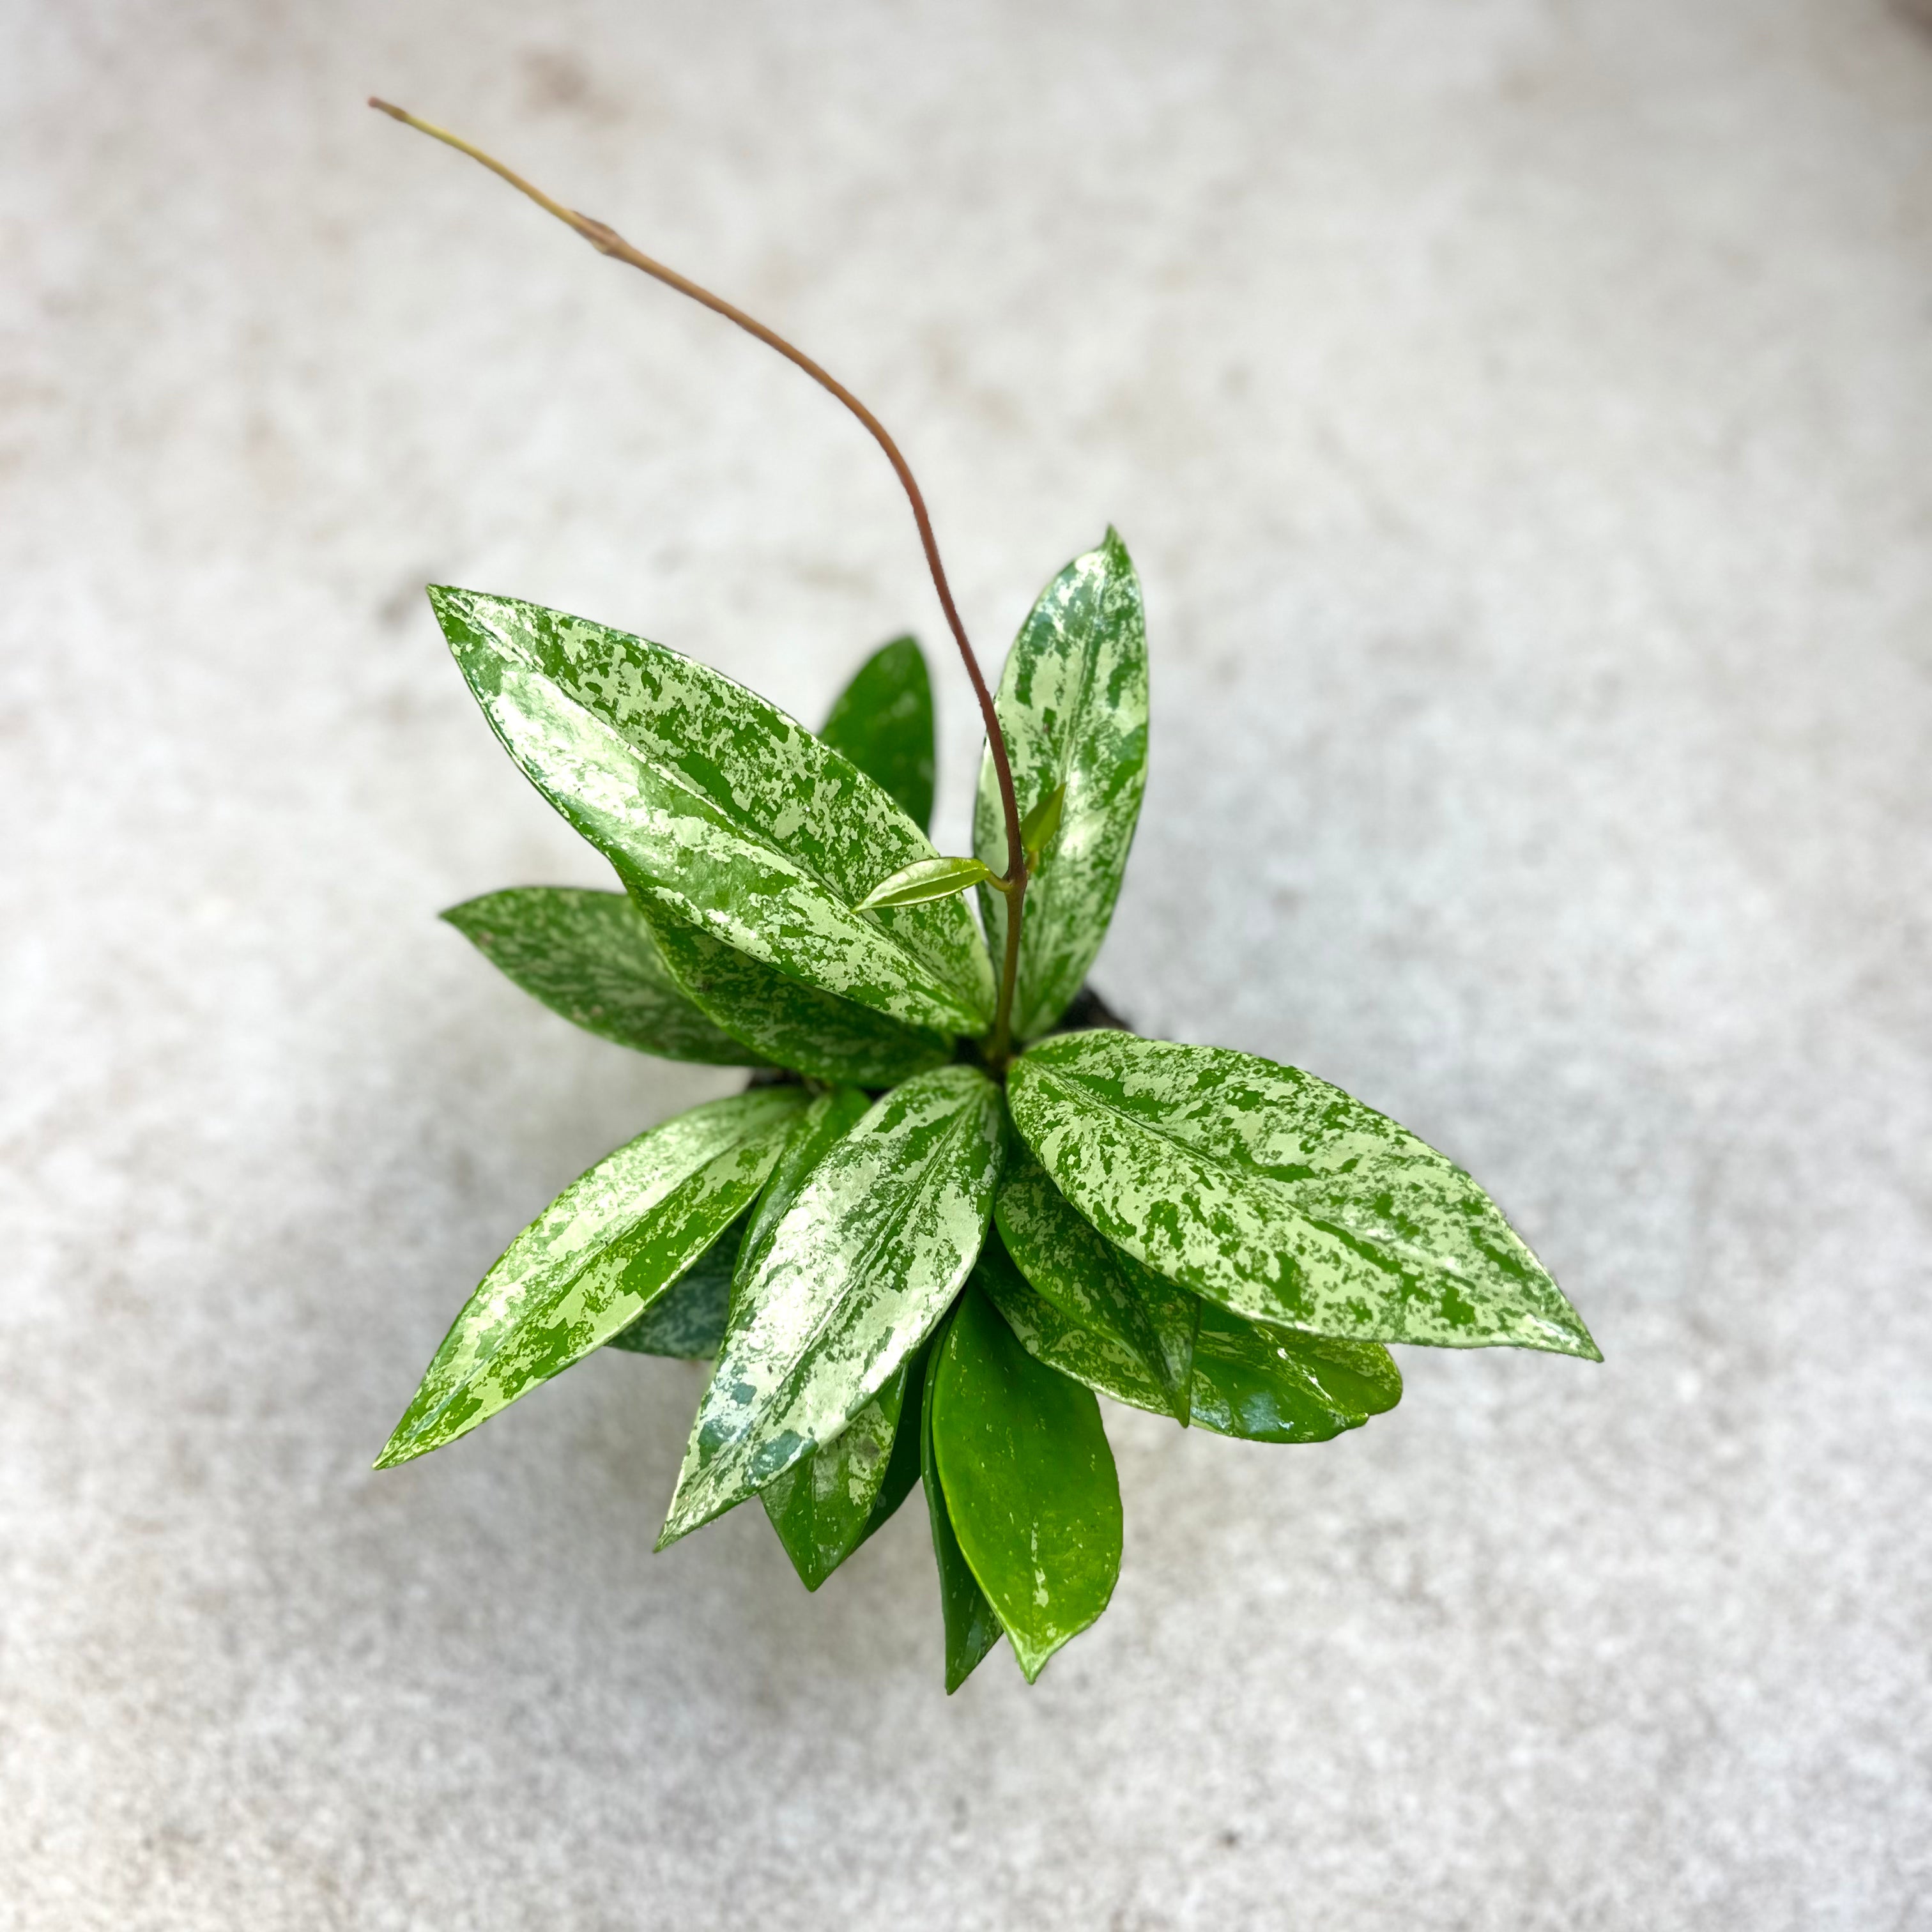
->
[369,101,1599,1691]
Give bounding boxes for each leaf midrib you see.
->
[489,628,963,982]
[411,1117,780,1439]
[1031,1062,1491,1296]
[477,629,988,1032]
[727,1089,987,1464]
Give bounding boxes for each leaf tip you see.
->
[1538,1301,1603,1362]
[1517,1320,1601,1364]
[371,1429,419,1471]
[1011,1636,1057,1685]
[654,1476,725,1552]
[652,1496,704,1552]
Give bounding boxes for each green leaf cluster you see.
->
[388,531,1599,1689]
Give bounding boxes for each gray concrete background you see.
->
[4,2,1929,1926]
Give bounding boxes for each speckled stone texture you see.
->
[4,3,1929,1927]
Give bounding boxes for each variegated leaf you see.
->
[973,531,1148,1040]
[920,1311,1001,1692]
[377,1089,808,1467]
[818,635,935,833]
[632,894,951,1087]
[730,1084,875,1292]
[606,1214,746,1358]
[930,1272,1121,1683]
[442,887,767,1065]
[977,1237,1402,1443]
[431,587,993,1036]
[658,1067,1004,1546]
[1008,1032,1599,1359]
[995,1136,1197,1422]
[740,1084,924,1586]
[759,1346,924,1592]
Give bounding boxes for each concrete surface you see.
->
[4,2,1930,1926]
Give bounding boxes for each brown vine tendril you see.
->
[369,98,1031,1064]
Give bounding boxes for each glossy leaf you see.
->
[633,894,952,1087]
[731,1085,875,1291]
[377,1089,808,1467]
[431,586,993,1036]
[857,855,992,911]
[974,531,1148,1040]
[1009,1032,1599,1359]
[979,1238,1401,1443]
[759,1341,926,1592]
[817,635,935,832]
[659,1067,1004,1545]
[606,1215,745,1358]
[930,1273,1122,1683]
[921,1314,1002,1692]
[864,1345,928,1536]
[995,1136,1197,1422]
[1019,782,1065,870]
[441,887,767,1065]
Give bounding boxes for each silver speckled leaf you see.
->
[758,1353,919,1592]
[995,1136,1198,1422]
[377,1088,807,1467]
[441,886,768,1065]
[658,1066,1004,1545]
[431,586,994,1036]
[1008,1031,1599,1359]
[632,893,952,1087]
[978,1236,1402,1444]
[738,1085,924,1586]
[973,530,1148,1040]
[606,1215,746,1358]
[730,1084,875,1302]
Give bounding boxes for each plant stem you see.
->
[367,99,1032,1054]
[986,872,1027,1068]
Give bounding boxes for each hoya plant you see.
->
[371,102,1599,1691]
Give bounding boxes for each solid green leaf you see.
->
[930,1273,1122,1683]
[377,1088,808,1468]
[973,530,1148,1040]
[1008,1032,1599,1359]
[441,887,769,1065]
[758,1338,927,1592]
[995,1136,1197,1422]
[978,1237,1401,1443]
[857,855,992,912]
[633,894,953,1087]
[431,586,993,1036]
[658,1066,1004,1545]
[921,1312,1002,1692]
[606,1214,746,1358]
[1018,782,1064,870]
[817,635,935,833]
